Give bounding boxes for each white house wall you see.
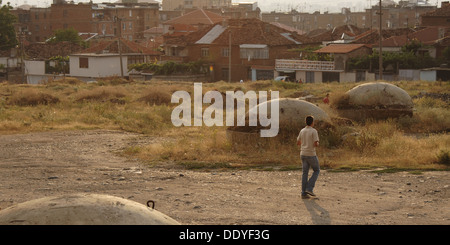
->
[420,70,436,81]
[24,60,45,76]
[70,55,128,79]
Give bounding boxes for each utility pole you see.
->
[118,38,124,78]
[20,31,26,84]
[378,0,383,80]
[114,12,124,78]
[228,29,231,83]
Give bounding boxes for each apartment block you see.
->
[162,0,232,11]
[262,2,437,34]
[12,0,160,43]
[367,1,436,29]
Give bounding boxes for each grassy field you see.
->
[0,77,449,172]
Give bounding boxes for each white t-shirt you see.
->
[297,126,319,156]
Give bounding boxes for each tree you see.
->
[49,27,85,46]
[401,39,423,54]
[0,0,18,51]
[442,47,450,63]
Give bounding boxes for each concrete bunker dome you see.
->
[227,98,330,146]
[0,193,180,225]
[248,98,330,127]
[335,82,414,121]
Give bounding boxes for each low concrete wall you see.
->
[151,74,210,82]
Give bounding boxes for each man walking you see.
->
[297,116,320,199]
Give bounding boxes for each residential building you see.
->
[161,0,232,11]
[163,18,310,82]
[262,2,436,34]
[23,42,84,84]
[12,0,160,43]
[162,8,228,34]
[421,1,450,27]
[373,26,450,57]
[275,44,373,83]
[29,7,52,42]
[262,9,367,34]
[93,2,159,41]
[161,9,229,61]
[69,38,161,81]
[367,0,436,29]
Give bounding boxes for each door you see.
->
[306,71,314,83]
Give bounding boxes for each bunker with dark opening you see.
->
[334,82,414,121]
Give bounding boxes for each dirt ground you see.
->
[0,129,448,225]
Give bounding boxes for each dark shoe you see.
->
[305,191,316,196]
[301,194,309,199]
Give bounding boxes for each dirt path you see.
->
[0,130,448,225]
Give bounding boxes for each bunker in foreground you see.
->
[0,193,180,225]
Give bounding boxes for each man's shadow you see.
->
[302,198,331,225]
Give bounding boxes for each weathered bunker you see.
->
[226,98,331,147]
[0,193,180,225]
[334,82,414,121]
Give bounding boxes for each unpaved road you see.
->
[0,130,448,225]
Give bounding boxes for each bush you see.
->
[414,97,448,108]
[437,150,450,166]
[129,61,206,75]
[75,86,127,102]
[9,88,60,106]
[137,87,172,105]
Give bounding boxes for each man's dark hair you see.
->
[305,115,314,126]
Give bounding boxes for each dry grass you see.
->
[0,80,448,171]
[8,88,60,106]
[137,87,172,105]
[74,86,128,103]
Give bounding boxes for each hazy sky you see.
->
[7,0,445,13]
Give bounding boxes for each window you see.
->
[201,48,209,57]
[222,47,230,57]
[222,68,229,81]
[127,55,145,66]
[79,57,89,68]
[129,22,132,30]
[240,45,269,60]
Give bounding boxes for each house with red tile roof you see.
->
[162,9,229,34]
[314,44,372,71]
[421,2,450,27]
[372,27,450,58]
[162,18,310,81]
[22,42,85,84]
[69,38,162,81]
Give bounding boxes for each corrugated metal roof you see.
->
[239,44,267,49]
[280,33,302,45]
[195,25,226,44]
